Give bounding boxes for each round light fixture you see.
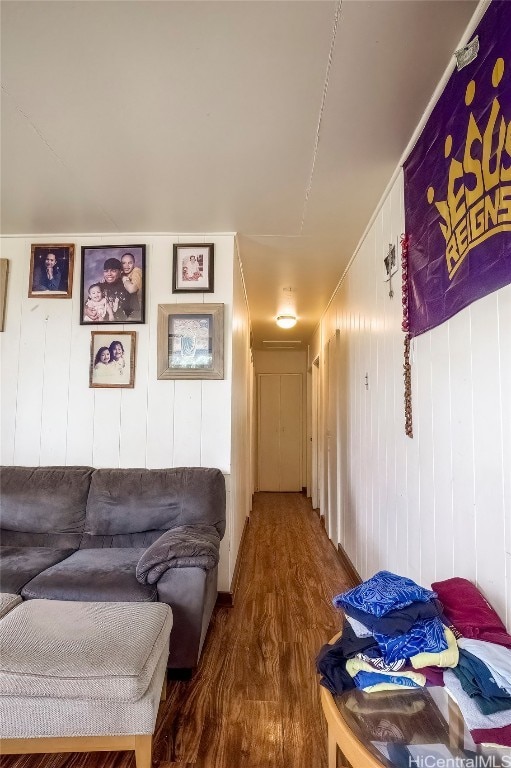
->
[276,314,297,329]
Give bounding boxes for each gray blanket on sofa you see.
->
[136,524,221,585]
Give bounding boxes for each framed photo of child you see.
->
[172,243,214,293]
[29,244,75,298]
[89,331,136,388]
[80,245,146,324]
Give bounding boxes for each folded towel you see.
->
[136,524,220,584]
[410,626,459,669]
[432,577,511,649]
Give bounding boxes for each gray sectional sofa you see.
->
[0,465,226,674]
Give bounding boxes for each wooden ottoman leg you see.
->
[134,734,152,768]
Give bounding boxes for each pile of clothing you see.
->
[317,571,511,747]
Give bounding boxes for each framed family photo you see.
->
[80,245,146,325]
[172,243,214,293]
[157,303,224,380]
[29,244,74,298]
[89,331,136,388]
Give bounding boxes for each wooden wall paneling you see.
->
[374,211,387,577]
[326,334,338,543]
[470,293,507,621]
[406,338,422,587]
[91,390,122,467]
[368,229,380,578]
[337,305,349,551]
[119,332,150,468]
[497,286,511,626]
[13,296,48,465]
[430,322,454,582]
[145,237,175,469]
[448,306,477,582]
[201,382,232,470]
[65,319,95,467]
[391,175,409,579]
[39,300,74,465]
[173,380,202,466]
[334,329,343,557]
[380,194,394,576]
[416,332,436,587]
[0,239,25,464]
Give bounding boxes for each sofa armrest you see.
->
[136,524,220,585]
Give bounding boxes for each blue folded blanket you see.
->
[333,570,437,618]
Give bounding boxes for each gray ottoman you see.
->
[0,599,173,768]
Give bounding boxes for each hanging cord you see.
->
[400,234,413,438]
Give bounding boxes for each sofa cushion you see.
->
[0,466,93,541]
[84,467,226,537]
[0,547,75,594]
[21,548,157,602]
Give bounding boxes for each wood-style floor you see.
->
[0,493,355,768]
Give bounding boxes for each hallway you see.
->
[0,493,354,768]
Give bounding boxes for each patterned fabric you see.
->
[0,599,172,701]
[375,617,447,665]
[333,571,436,618]
[0,593,21,619]
[354,671,423,690]
[356,652,406,672]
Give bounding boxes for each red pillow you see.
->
[431,577,511,649]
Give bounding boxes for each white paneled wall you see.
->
[229,240,253,582]
[0,233,240,591]
[312,172,511,627]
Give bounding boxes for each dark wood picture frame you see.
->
[89,331,136,388]
[80,245,146,325]
[157,303,224,380]
[29,244,75,298]
[172,243,214,293]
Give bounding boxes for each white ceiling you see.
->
[1,0,477,349]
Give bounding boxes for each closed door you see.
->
[258,373,302,491]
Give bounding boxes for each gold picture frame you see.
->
[89,331,136,388]
[157,303,224,380]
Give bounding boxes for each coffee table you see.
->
[320,636,511,768]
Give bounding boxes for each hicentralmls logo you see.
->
[427,58,511,280]
[409,757,511,768]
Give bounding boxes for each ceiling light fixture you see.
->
[276,314,297,329]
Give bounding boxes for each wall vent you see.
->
[262,340,302,348]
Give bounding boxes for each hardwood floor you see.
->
[0,493,355,768]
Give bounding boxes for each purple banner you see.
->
[404,0,511,337]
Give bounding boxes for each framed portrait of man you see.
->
[80,245,146,325]
[29,244,75,298]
